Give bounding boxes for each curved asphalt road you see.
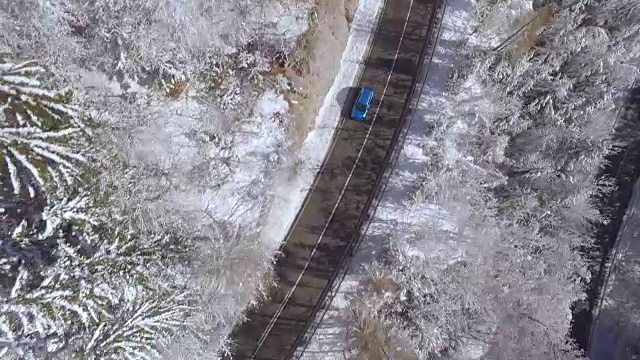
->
[226,0,444,358]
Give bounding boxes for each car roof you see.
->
[359,87,374,102]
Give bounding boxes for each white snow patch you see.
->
[77,70,123,96]
[119,89,288,235]
[458,337,490,359]
[402,142,427,161]
[440,7,473,42]
[257,90,290,118]
[244,0,313,52]
[129,98,203,172]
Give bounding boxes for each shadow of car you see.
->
[335,86,375,121]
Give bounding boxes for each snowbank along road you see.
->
[226,0,446,358]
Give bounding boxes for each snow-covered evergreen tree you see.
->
[1,196,191,359]
[1,59,89,201]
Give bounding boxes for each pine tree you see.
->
[1,207,102,358]
[0,59,89,201]
[1,195,191,359]
[69,291,191,360]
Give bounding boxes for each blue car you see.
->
[350,87,374,121]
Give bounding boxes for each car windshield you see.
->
[356,103,367,111]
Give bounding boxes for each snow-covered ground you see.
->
[299,0,476,356]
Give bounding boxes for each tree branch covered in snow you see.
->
[0,63,194,354]
[1,59,89,202]
[1,193,192,358]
